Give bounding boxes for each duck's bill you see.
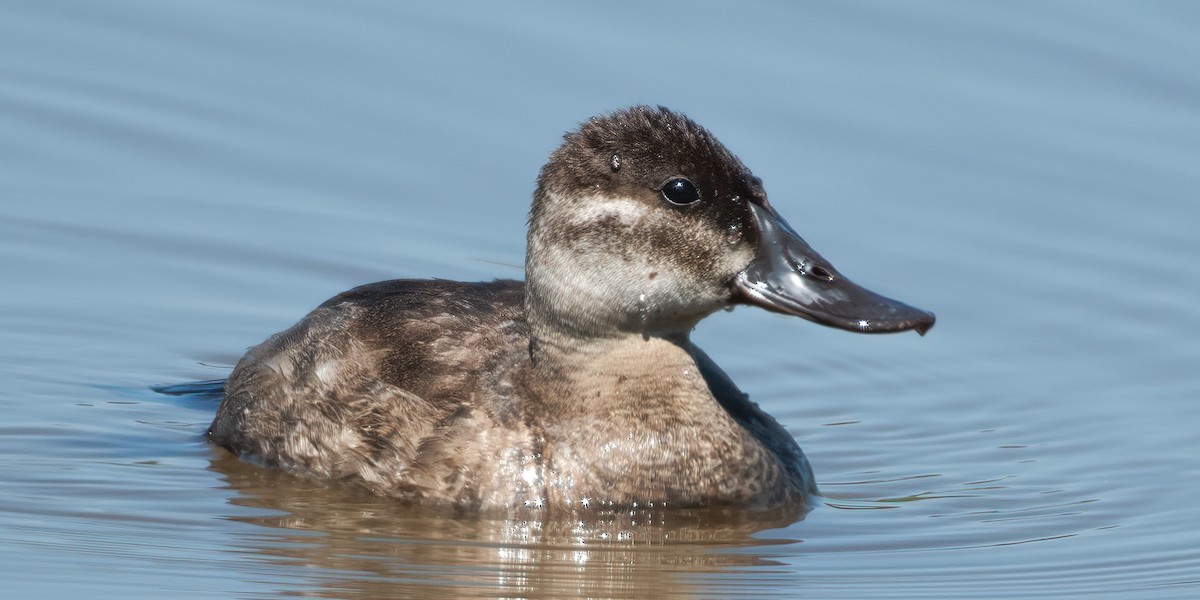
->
[732,202,936,335]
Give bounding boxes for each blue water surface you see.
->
[1,1,1198,598]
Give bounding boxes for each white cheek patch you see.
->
[560,195,651,228]
[530,191,755,334]
[540,243,728,329]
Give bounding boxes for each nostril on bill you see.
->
[806,264,835,282]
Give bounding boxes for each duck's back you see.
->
[208,279,530,500]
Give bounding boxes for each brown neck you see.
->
[522,330,710,416]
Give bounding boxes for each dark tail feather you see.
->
[152,378,226,399]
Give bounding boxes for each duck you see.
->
[208,105,935,512]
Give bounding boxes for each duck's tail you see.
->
[151,378,226,399]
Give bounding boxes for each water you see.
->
[2,1,1198,597]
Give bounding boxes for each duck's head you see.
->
[525,106,934,346]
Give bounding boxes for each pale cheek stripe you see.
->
[553,194,650,227]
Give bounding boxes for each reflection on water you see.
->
[217,456,802,599]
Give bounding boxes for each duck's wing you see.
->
[209,279,529,501]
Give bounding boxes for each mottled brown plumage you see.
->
[209,106,934,512]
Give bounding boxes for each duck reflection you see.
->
[210,451,805,598]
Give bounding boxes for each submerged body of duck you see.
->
[208,106,934,511]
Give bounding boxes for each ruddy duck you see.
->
[208,106,934,511]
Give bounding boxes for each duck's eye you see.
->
[661,177,701,205]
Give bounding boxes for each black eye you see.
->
[661,177,701,206]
